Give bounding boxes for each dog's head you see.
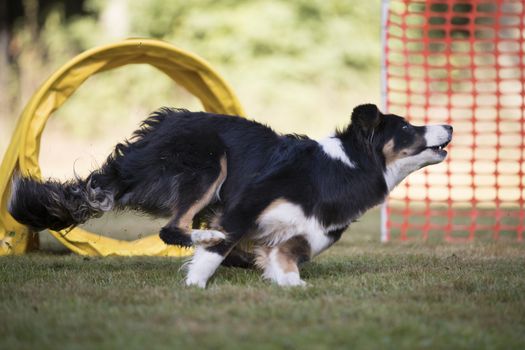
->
[350,104,453,191]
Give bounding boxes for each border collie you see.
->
[9,104,452,288]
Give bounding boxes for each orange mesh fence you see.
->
[381,0,524,242]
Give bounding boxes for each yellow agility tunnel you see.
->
[0,38,245,256]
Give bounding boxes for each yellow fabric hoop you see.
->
[0,38,245,256]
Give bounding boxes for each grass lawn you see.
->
[1,210,524,350]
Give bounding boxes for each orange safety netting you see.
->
[382,0,524,242]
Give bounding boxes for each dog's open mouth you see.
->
[426,140,450,155]
[427,140,450,151]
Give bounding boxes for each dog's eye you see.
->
[402,124,409,130]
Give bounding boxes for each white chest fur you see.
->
[256,201,335,256]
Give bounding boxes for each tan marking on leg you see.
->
[255,237,310,286]
[257,245,306,286]
[254,246,271,270]
[178,155,227,230]
[277,236,311,273]
[276,250,299,273]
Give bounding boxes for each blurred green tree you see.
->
[1,0,381,145]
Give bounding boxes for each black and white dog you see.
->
[9,104,452,287]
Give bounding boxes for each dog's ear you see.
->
[351,104,382,132]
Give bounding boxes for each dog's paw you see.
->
[191,229,225,246]
[263,270,307,287]
[278,273,307,287]
[185,276,207,288]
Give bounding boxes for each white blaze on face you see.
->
[384,125,451,192]
[425,125,451,148]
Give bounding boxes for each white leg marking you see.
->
[191,229,225,246]
[185,246,224,288]
[262,248,305,287]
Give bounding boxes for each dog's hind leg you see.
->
[159,156,227,247]
[255,236,311,287]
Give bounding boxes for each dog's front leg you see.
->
[185,211,247,288]
[185,245,226,288]
[256,236,311,287]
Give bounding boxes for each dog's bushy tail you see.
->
[8,174,115,231]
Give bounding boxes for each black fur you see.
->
[159,226,193,247]
[8,176,110,231]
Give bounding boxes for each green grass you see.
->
[1,210,525,350]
